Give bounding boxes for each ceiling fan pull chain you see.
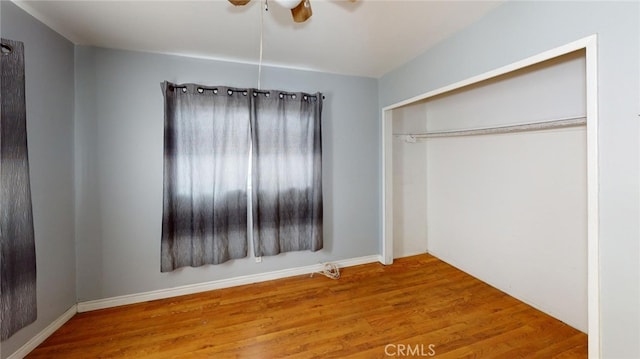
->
[258,0,266,90]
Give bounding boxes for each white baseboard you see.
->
[6,305,77,359]
[77,254,383,313]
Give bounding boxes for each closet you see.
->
[389,49,588,333]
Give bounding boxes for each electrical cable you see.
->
[311,262,340,280]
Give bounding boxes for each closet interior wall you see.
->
[391,50,588,332]
[392,104,428,258]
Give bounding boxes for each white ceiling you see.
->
[14,0,503,78]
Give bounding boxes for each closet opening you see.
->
[381,36,599,357]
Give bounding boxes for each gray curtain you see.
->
[161,83,251,272]
[1,39,37,341]
[251,91,323,256]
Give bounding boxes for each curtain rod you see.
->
[395,116,586,142]
[169,85,325,100]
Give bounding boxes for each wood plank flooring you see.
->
[27,254,587,358]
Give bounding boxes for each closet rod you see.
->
[396,116,586,142]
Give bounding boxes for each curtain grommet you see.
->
[1,43,13,55]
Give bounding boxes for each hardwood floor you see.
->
[28,254,587,358]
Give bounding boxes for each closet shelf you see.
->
[395,116,586,142]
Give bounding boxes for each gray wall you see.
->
[74,46,379,301]
[379,1,639,357]
[0,2,76,358]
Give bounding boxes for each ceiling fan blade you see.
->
[291,0,312,22]
[229,0,251,6]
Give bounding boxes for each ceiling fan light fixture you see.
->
[229,0,327,23]
[274,0,303,10]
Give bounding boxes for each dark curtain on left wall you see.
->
[0,39,37,341]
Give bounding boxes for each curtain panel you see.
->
[161,83,251,272]
[1,39,37,341]
[161,82,323,271]
[251,92,323,256]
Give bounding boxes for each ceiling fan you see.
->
[228,0,356,23]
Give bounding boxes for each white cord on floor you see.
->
[311,262,340,280]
